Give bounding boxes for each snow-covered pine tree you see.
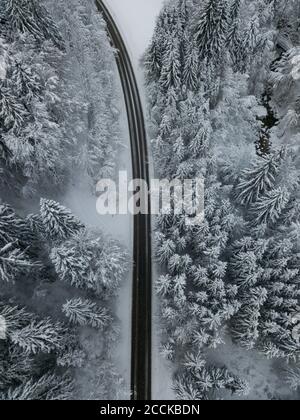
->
[1,0,41,39]
[0,203,39,251]
[40,199,84,242]
[0,304,33,333]
[46,0,121,186]
[285,367,300,391]
[155,176,241,357]
[194,0,229,63]
[0,345,34,390]
[177,0,192,27]
[226,0,241,69]
[181,91,212,158]
[0,242,36,283]
[183,35,199,91]
[239,17,261,70]
[229,233,300,361]
[160,35,182,91]
[50,228,128,295]
[158,1,191,93]
[62,298,112,330]
[0,0,63,47]
[143,0,258,399]
[50,245,89,289]
[234,149,285,205]
[231,287,268,349]
[273,0,300,49]
[0,38,7,77]
[174,356,249,399]
[0,204,42,284]
[10,318,66,355]
[143,9,167,84]
[0,205,22,246]
[271,47,300,141]
[0,373,73,400]
[0,82,26,132]
[226,0,276,95]
[11,62,41,101]
[0,302,76,400]
[56,348,86,369]
[156,235,176,265]
[250,186,290,226]
[0,0,68,195]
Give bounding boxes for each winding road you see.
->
[94,0,152,401]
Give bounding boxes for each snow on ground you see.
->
[208,337,297,400]
[64,87,133,398]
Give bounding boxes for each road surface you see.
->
[94,0,152,401]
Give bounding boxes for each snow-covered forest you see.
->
[0,0,121,196]
[144,0,300,400]
[2,0,300,402]
[0,0,129,400]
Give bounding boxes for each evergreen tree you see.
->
[0,345,34,389]
[275,0,300,47]
[11,62,41,100]
[250,186,290,225]
[0,302,77,400]
[51,229,128,294]
[40,199,84,242]
[226,0,245,70]
[194,0,229,63]
[229,234,300,361]
[143,11,166,84]
[0,304,33,333]
[1,0,63,47]
[285,367,300,391]
[0,82,26,132]
[49,0,121,186]
[0,0,122,195]
[174,358,249,399]
[0,373,73,400]
[56,348,86,369]
[10,319,66,355]
[271,47,300,139]
[62,298,111,330]
[156,236,176,264]
[231,287,268,349]
[0,203,38,249]
[235,149,285,205]
[0,1,67,194]
[240,17,261,68]
[183,35,199,91]
[160,35,182,91]
[0,242,36,283]
[50,245,89,289]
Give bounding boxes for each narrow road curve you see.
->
[94,1,152,401]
